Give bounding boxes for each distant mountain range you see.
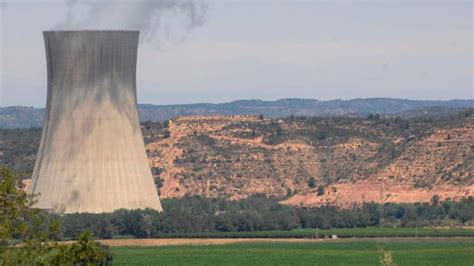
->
[1,98,472,128]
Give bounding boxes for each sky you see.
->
[0,0,472,107]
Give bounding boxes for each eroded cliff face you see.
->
[144,115,473,207]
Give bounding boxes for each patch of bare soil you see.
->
[96,238,328,247]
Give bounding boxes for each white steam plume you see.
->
[55,0,208,46]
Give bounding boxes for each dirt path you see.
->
[97,238,330,247]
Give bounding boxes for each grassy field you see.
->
[111,238,474,265]
[147,227,474,238]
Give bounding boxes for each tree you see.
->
[0,167,53,263]
[45,231,112,265]
[317,185,325,196]
[0,167,111,265]
[317,131,327,140]
[307,177,316,188]
[431,194,440,207]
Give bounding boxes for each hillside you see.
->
[143,112,473,207]
[1,98,472,128]
[1,109,473,207]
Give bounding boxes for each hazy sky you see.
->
[0,0,472,107]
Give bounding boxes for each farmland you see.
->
[146,227,474,239]
[110,238,474,265]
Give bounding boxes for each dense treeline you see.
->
[57,195,474,239]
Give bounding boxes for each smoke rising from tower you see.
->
[55,0,207,46]
[29,31,162,213]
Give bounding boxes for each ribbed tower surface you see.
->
[29,31,162,213]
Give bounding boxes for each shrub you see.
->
[317,185,325,196]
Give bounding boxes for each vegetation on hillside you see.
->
[1,109,473,206]
[145,109,473,201]
[0,127,41,176]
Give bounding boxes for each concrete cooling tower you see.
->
[29,31,162,213]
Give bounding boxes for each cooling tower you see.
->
[29,31,162,213]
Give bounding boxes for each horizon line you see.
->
[1,97,473,109]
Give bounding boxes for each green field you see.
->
[151,227,474,238]
[111,238,474,265]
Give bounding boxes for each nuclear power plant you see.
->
[29,31,162,213]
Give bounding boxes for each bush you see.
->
[59,231,112,265]
[317,185,325,196]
